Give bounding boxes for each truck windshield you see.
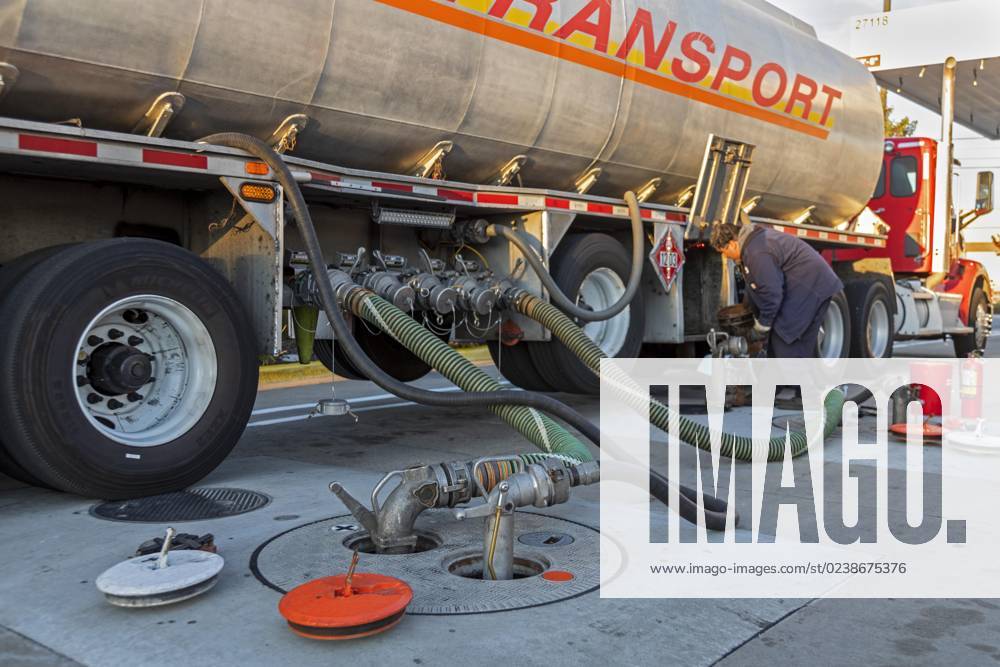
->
[890,155,919,197]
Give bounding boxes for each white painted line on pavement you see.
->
[251,384,495,416]
[248,382,512,427]
[249,401,418,427]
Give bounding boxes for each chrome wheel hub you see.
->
[74,295,218,447]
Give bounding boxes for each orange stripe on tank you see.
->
[375,0,830,141]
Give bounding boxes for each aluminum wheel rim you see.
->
[73,295,218,447]
[578,268,630,356]
[866,299,891,358]
[974,303,990,350]
[817,300,846,359]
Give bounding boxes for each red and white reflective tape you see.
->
[13,132,246,175]
[18,134,97,157]
[306,170,690,223]
[770,224,886,248]
[7,130,886,249]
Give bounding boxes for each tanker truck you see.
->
[0,0,991,498]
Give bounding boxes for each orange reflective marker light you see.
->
[278,572,413,640]
[542,570,575,582]
[245,161,269,176]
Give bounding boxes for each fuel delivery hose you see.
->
[348,290,728,529]
[345,289,593,463]
[485,191,644,323]
[197,133,602,442]
[198,133,728,529]
[509,291,845,462]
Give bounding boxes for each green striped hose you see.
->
[345,290,593,464]
[510,291,844,462]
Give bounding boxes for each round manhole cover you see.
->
[91,487,271,522]
[251,511,603,615]
[518,531,575,547]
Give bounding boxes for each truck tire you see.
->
[488,341,555,392]
[316,320,434,382]
[0,239,258,498]
[314,339,367,380]
[848,281,895,358]
[954,288,991,358]
[816,290,852,359]
[354,321,432,382]
[528,234,645,394]
[0,245,77,486]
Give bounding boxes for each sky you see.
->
[766,0,981,143]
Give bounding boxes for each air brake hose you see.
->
[509,291,845,462]
[485,191,645,322]
[196,133,602,442]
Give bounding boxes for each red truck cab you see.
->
[870,137,939,275]
[865,137,991,322]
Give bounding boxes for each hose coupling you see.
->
[363,270,416,311]
[451,218,490,245]
[454,458,600,520]
[409,272,458,314]
[294,267,358,306]
[329,457,596,555]
[450,275,497,315]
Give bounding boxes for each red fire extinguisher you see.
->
[960,354,984,421]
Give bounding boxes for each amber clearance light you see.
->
[239,182,277,203]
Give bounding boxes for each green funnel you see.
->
[292,306,320,365]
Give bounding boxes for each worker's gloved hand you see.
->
[748,319,771,342]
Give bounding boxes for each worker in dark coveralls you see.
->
[710,222,843,357]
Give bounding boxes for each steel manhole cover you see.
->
[90,487,271,522]
[251,511,612,615]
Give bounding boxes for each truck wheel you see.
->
[816,290,852,359]
[314,340,367,380]
[0,239,258,498]
[316,315,438,383]
[528,234,645,394]
[354,319,432,382]
[848,281,895,358]
[954,288,991,357]
[488,341,555,392]
[0,245,77,486]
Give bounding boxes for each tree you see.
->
[884,105,918,137]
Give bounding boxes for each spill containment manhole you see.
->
[251,511,605,615]
[91,487,271,523]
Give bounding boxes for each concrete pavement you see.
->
[2,336,998,666]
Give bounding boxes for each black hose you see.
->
[197,133,730,529]
[486,191,645,322]
[197,133,600,442]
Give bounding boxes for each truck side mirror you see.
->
[976,171,994,214]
